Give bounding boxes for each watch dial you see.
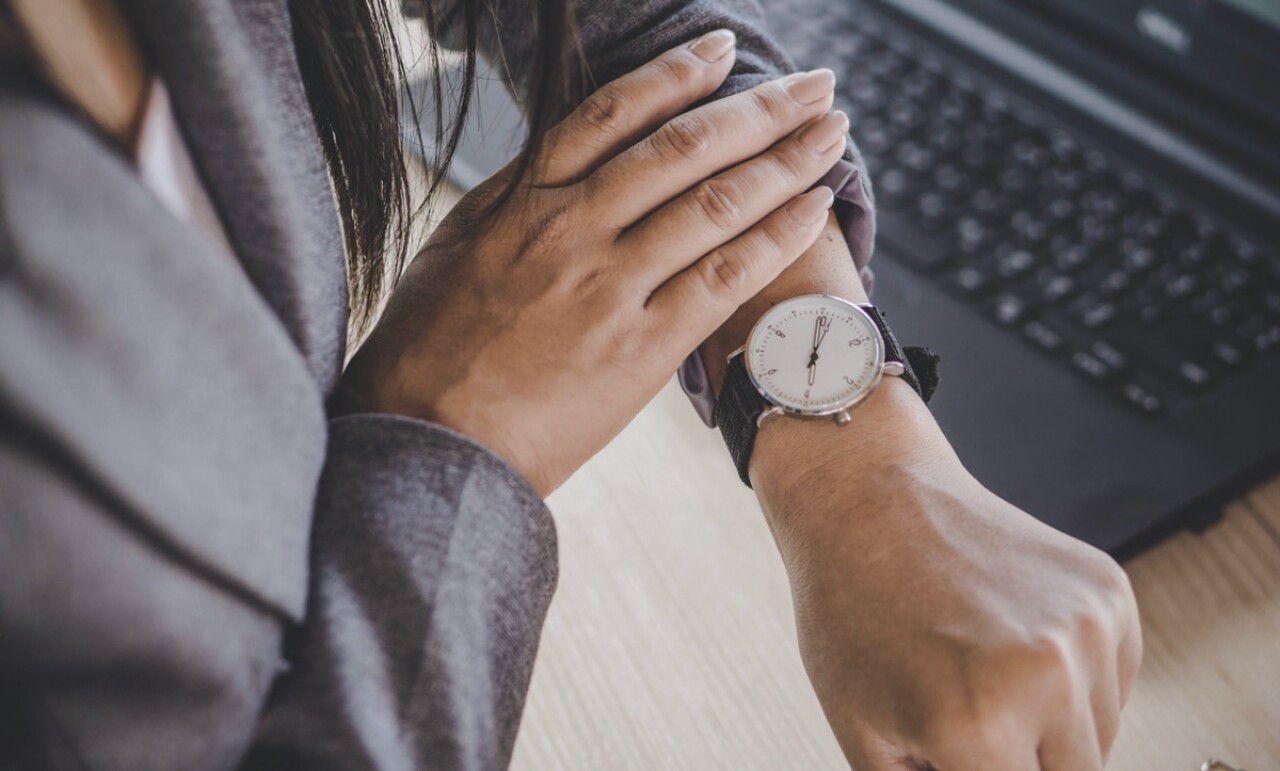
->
[746,296,883,414]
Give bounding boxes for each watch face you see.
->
[745,296,884,415]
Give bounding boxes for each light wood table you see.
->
[511,379,1280,770]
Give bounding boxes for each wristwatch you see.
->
[714,295,939,486]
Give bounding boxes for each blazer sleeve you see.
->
[243,415,558,771]
[431,0,798,107]
[0,413,554,771]
[424,0,871,192]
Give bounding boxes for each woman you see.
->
[0,0,1141,768]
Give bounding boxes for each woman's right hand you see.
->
[336,30,848,495]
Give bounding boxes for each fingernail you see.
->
[800,110,849,151]
[786,68,836,104]
[788,186,835,225]
[690,29,736,62]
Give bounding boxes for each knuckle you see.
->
[751,86,788,123]
[579,88,626,134]
[692,179,742,229]
[654,116,710,160]
[759,217,792,254]
[522,201,576,254]
[572,264,612,297]
[1022,631,1078,695]
[773,142,810,180]
[651,52,699,85]
[699,248,752,295]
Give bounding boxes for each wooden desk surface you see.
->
[511,379,1280,770]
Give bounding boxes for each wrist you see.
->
[749,377,959,534]
[701,212,867,393]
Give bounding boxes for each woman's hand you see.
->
[338,31,848,495]
[754,380,1143,771]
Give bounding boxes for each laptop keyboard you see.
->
[775,11,1280,417]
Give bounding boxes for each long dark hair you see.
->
[289,0,590,342]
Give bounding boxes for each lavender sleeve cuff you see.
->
[678,154,878,427]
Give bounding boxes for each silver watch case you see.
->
[730,295,904,428]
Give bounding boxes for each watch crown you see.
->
[882,361,906,377]
[833,409,853,427]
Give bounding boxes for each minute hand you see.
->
[815,316,830,350]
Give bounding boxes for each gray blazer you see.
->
[0,0,855,768]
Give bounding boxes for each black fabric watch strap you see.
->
[714,305,939,488]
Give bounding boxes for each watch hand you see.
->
[808,362,816,386]
[812,316,822,351]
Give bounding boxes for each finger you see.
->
[619,109,848,283]
[645,186,833,351]
[1038,700,1105,771]
[587,68,837,227]
[1090,650,1122,760]
[531,30,739,187]
[1115,577,1144,706]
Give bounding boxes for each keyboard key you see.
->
[1010,210,1052,246]
[1120,381,1166,416]
[1039,273,1076,303]
[992,293,1031,325]
[955,217,991,256]
[1263,290,1280,317]
[950,265,994,295]
[1080,302,1119,329]
[1044,195,1077,223]
[1072,351,1115,382]
[1219,267,1252,294]
[1024,320,1065,353]
[1238,319,1280,354]
[1053,241,1094,273]
[1091,341,1128,371]
[1164,273,1199,301]
[998,249,1037,278]
[1178,360,1214,391]
[1080,189,1125,220]
[895,139,935,173]
[934,163,969,195]
[876,167,918,210]
[1098,270,1133,297]
[971,187,1011,222]
[1079,215,1117,245]
[1211,340,1250,368]
[915,192,954,231]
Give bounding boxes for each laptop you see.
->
[403,0,1280,558]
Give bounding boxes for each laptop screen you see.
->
[1024,0,1280,131]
